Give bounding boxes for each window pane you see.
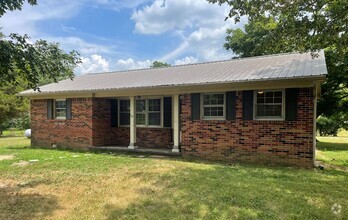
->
[136,113,146,125]
[136,100,146,112]
[274,91,282,97]
[55,100,66,109]
[256,105,265,116]
[256,104,282,117]
[266,97,273,103]
[120,113,130,125]
[203,94,224,105]
[120,100,130,112]
[149,99,161,111]
[56,109,66,118]
[273,105,282,116]
[204,107,223,117]
[148,112,161,125]
[274,97,282,103]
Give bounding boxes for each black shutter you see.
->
[285,88,298,121]
[163,97,172,127]
[47,99,53,119]
[110,99,118,127]
[191,93,200,120]
[66,99,72,120]
[226,91,236,120]
[243,90,254,120]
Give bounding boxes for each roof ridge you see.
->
[82,51,316,77]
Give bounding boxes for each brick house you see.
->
[20,51,327,167]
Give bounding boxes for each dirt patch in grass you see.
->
[0,155,14,161]
[316,161,348,172]
[11,160,30,167]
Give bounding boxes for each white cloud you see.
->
[114,58,151,71]
[93,0,151,10]
[46,36,117,56]
[131,0,227,34]
[0,0,82,36]
[133,0,245,63]
[174,56,198,65]
[76,54,110,75]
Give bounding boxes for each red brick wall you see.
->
[30,98,93,149]
[180,88,314,167]
[31,98,172,149]
[92,98,172,148]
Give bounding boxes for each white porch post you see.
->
[128,96,137,149]
[172,94,180,153]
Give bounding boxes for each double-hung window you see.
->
[202,93,225,119]
[119,99,130,126]
[255,90,284,119]
[136,99,146,126]
[55,99,67,119]
[119,98,162,127]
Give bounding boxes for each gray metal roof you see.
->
[20,51,327,96]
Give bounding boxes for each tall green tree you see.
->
[0,0,81,91]
[211,0,347,126]
[151,61,171,68]
[0,0,81,134]
[209,0,348,56]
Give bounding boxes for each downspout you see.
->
[312,81,319,167]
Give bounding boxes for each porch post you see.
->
[128,96,137,149]
[172,94,180,153]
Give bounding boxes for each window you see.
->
[148,98,161,126]
[136,99,146,126]
[118,98,162,127]
[202,93,225,119]
[119,99,130,126]
[255,90,284,119]
[55,99,66,119]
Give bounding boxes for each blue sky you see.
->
[0,0,245,75]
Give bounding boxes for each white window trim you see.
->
[54,99,67,120]
[200,93,226,120]
[253,89,285,121]
[118,97,163,128]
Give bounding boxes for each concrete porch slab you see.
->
[89,146,181,156]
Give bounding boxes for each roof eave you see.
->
[19,75,327,98]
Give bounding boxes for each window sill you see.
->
[54,117,66,120]
[254,117,285,121]
[201,117,225,121]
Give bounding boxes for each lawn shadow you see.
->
[104,163,348,219]
[0,184,59,220]
[317,141,348,151]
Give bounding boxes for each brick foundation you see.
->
[180,88,314,167]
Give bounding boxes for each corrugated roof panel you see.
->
[20,51,327,95]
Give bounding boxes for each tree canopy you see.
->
[0,0,81,91]
[151,61,171,68]
[209,0,348,56]
[0,0,37,17]
[0,0,81,133]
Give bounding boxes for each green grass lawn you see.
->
[1,129,25,137]
[0,137,347,220]
[317,130,348,167]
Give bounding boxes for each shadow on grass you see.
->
[0,183,58,220]
[104,164,348,220]
[317,141,348,151]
